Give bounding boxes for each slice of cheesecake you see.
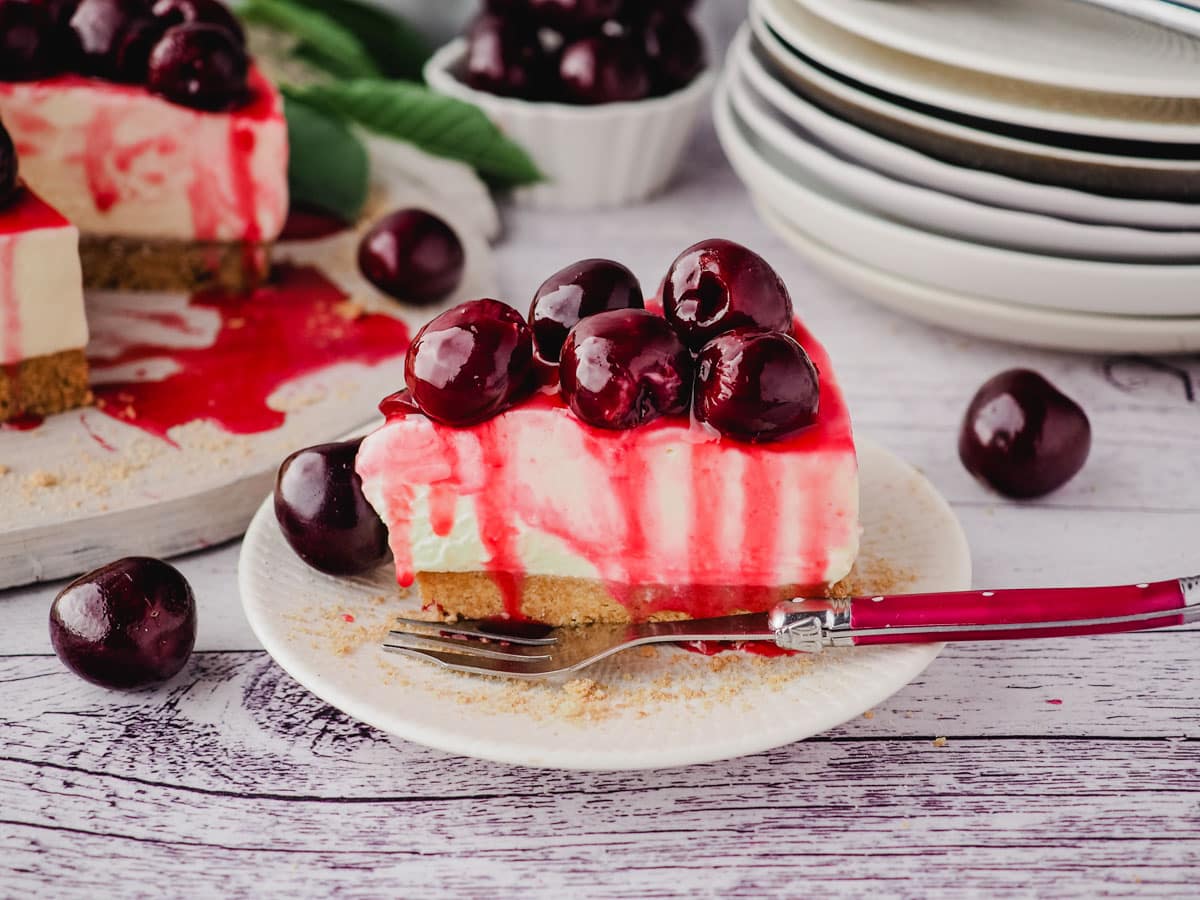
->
[356,242,859,625]
[0,186,89,423]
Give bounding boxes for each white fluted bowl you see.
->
[424,39,714,210]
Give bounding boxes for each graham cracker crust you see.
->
[80,235,271,293]
[415,571,824,626]
[0,349,91,422]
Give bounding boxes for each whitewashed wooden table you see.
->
[4,37,1200,898]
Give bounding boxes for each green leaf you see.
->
[283,95,369,221]
[287,0,431,81]
[285,80,544,187]
[240,0,380,80]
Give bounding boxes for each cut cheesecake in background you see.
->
[355,242,860,625]
[0,184,89,423]
[0,2,288,292]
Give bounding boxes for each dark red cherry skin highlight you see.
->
[559,308,692,430]
[959,369,1091,499]
[559,35,651,104]
[529,258,644,365]
[405,299,534,427]
[694,328,819,443]
[662,239,794,350]
[146,22,248,111]
[274,438,390,575]
[49,557,197,690]
[358,209,465,305]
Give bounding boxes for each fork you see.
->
[382,575,1200,679]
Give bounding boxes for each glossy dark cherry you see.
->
[151,0,244,45]
[527,0,623,29]
[49,557,197,689]
[559,34,650,104]
[274,438,390,575]
[559,308,692,430]
[146,22,248,111]
[0,120,17,208]
[464,14,551,99]
[693,328,820,443]
[959,369,1091,499]
[529,258,644,366]
[405,299,534,426]
[641,12,704,93]
[69,0,151,78]
[378,387,423,418]
[661,238,794,350]
[0,0,64,80]
[358,209,465,305]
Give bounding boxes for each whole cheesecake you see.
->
[354,241,860,625]
[0,0,287,292]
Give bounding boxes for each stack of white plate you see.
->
[717,0,1200,353]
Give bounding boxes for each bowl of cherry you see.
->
[424,0,714,210]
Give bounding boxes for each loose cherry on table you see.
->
[405,298,534,426]
[49,557,197,689]
[693,328,820,443]
[0,119,17,207]
[529,258,644,366]
[559,34,651,104]
[559,308,692,430]
[959,368,1091,499]
[661,238,794,350]
[274,439,391,576]
[358,209,465,305]
[464,13,553,99]
[147,22,248,111]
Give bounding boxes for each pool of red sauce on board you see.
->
[89,264,410,444]
[370,316,856,627]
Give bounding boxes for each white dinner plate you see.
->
[715,79,1200,317]
[755,198,1200,354]
[736,27,1200,231]
[760,0,1200,143]
[240,439,972,771]
[795,0,1200,100]
[748,9,1200,201]
[726,48,1200,262]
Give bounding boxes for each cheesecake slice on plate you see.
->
[0,3,287,292]
[356,241,859,625]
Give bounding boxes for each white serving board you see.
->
[0,142,498,590]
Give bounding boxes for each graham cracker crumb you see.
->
[0,464,9,476]
[932,736,948,748]
[334,300,366,321]
[862,710,875,720]
[25,470,59,488]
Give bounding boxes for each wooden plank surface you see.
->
[3,6,1200,895]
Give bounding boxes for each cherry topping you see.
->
[151,0,244,45]
[274,438,391,575]
[529,258,644,366]
[662,239,794,350]
[527,0,623,29]
[559,308,692,430]
[0,0,64,80]
[405,299,534,426]
[378,387,423,418]
[0,119,17,208]
[146,22,248,111]
[641,12,705,93]
[49,557,196,689]
[69,0,150,78]
[464,14,551,99]
[559,34,651,104]
[358,209,465,305]
[959,369,1091,499]
[693,328,820,443]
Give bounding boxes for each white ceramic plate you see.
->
[761,0,1200,143]
[240,439,972,771]
[748,9,1200,201]
[715,80,1200,317]
[736,27,1200,230]
[755,199,1200,354]
[726,50,1200,262]
[796,0,1200,99]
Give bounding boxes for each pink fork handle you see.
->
[849,578,1188,646]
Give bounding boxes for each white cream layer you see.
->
[0,212,86,366]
